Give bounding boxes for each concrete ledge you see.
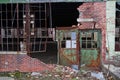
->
[77,18,94,22]
[0,51,27,54]
[102,64,120,80]
[0,77,14,80]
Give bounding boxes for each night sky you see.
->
[51,2,83,27]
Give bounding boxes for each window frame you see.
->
[81,31,98,49]
[61,31,76,49]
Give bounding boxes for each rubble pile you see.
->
[30,64,106,80]
[3,64,115,80]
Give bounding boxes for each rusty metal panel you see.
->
[81,49,100,67]
[56,28,79,67]
[80,30,101,68]
[59,49,77,66]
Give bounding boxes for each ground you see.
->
[0,64,114,80]
[0,43,118,80]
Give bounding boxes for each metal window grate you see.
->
[0,3,54,53]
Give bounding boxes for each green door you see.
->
[80,30,101,68]
[56,30,78,66]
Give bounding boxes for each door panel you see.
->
[80,30,101,68]
[60,49,77,66]
[58,30,78,66]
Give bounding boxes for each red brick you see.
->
[77,2,106,61]
[0,54,50,72]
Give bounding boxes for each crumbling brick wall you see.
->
[77,2,106,62]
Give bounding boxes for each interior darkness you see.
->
[115,2,120,51]
[52,2,83,27]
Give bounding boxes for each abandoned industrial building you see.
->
[0,0,120,79]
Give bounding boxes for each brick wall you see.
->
[77,2,106,62]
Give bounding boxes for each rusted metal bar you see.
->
[6,4,8,51]
[0,4,3,51]
[11,4,14,51]
[57,30,61,64]
[17,3,19,52]
[77,31,81,69]
[44,3,47,52]
[119,28,120,49]
[25,3,31,54]
[49,3,52,29]
[38,3,42,52]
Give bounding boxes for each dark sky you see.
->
[51,2,83,27]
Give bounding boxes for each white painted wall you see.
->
[106,1,120,59]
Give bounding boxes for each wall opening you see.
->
[0,2,82,64]
[115,2,120,51]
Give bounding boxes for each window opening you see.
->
[81,31,97,49]
[115,2,120,51]
[61,31,76,48]
[0,3,52,52]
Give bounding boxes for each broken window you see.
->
[0,3,52,52]
[42,29,48,37]
[81,32,97,49]
[61,31,76,48]
[61,41,66,48]
[115,2,120,51]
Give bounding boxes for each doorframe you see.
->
[78,29,102,68]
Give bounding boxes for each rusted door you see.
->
[57,30,79,66]
[80,30,101,68]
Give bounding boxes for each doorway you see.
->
[80,29,101,68]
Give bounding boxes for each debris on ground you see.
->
[29,64,111,80]
[91,71,105,80]
[0,64,116,80]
